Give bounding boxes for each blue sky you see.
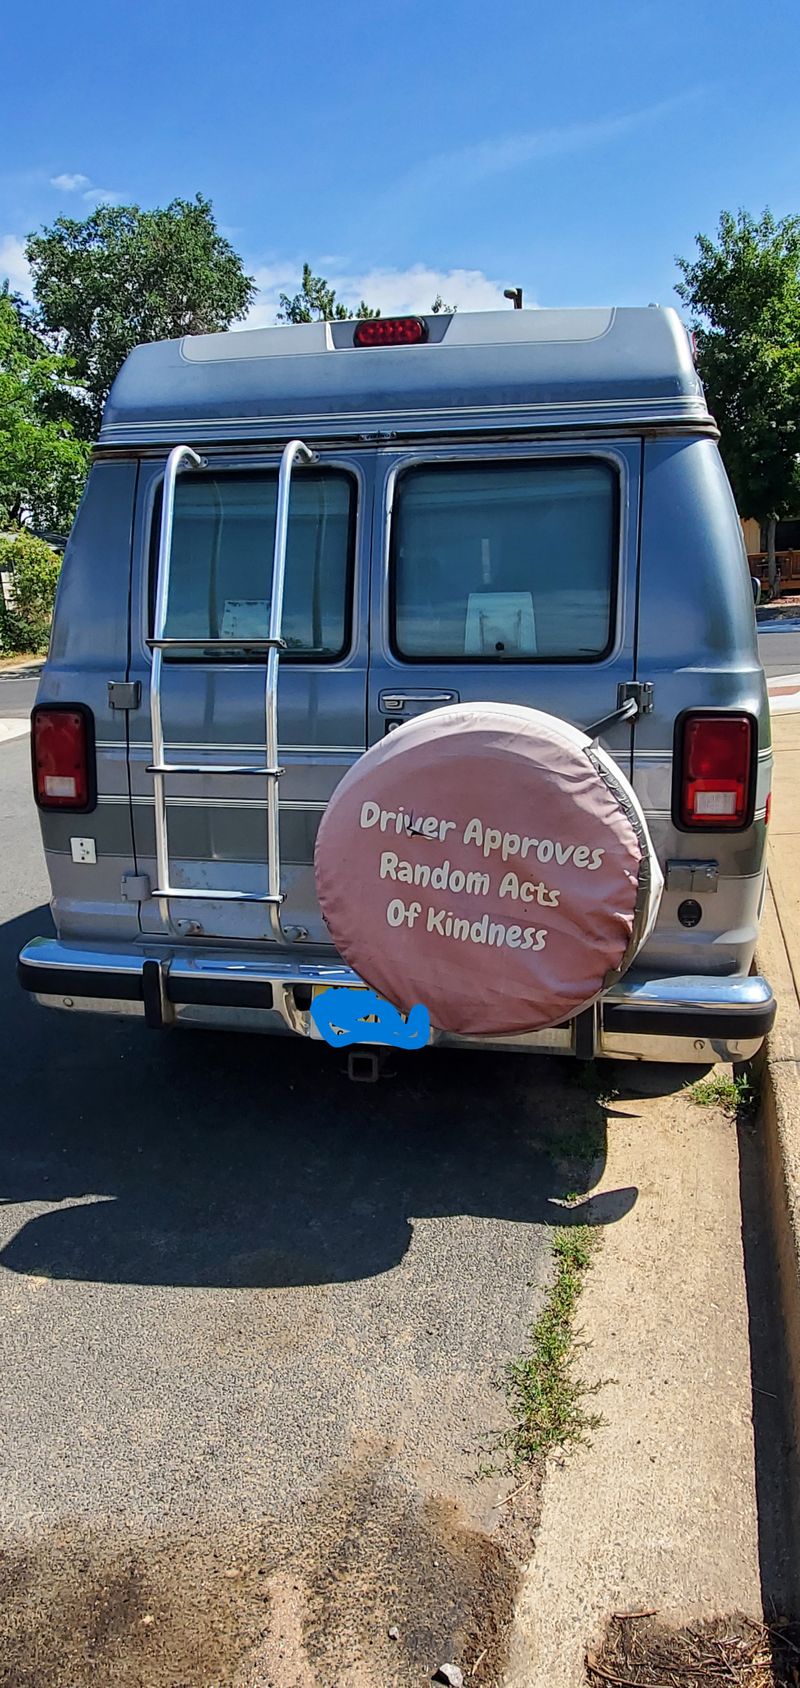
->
[2,0,798,323]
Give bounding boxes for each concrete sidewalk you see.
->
[505,728,800,1687]
[767,713,800,1006]
[0,657,42,675]
[757,714,800,1471]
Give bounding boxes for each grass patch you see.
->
[687,1069,755,1117]
[499,1224,601,1469]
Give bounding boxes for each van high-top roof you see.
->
[98,304,711,449]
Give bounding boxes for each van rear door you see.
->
[127,449,370,945]
[367,441,641,760]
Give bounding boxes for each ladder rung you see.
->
[148,763,284,777]
[147,637,285,651]
[153,887,285,904]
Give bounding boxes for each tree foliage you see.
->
[277,264,379,323]
[26,194,257,436]
[277,265,459,324]
[0,529,62,654]
[0,287,90,531]
[676,209,800,562]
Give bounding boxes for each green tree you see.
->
[26,194,257,437]
[277,265,459,325]
[0,286,89,531]
[677,209,800,588]
[277,263,379,323]
[0,529,62,654]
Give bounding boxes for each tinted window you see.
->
[392,460,617,661]
[158,470,354,658]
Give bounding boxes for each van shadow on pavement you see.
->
[1,906,637,1291]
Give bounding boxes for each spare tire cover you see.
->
[314,703,662,1037]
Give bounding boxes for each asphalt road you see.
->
[756,613,800,678]
[0,664,40,718]
[0,725,624,1687]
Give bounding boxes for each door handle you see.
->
[379,689,459,714]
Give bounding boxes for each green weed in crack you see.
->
[686,1068,756,1119]
[498,1225,603,1470]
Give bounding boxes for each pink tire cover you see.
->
[314,703,662,1037]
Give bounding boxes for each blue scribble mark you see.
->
[309,988,430,1050]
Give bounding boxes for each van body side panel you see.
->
[126,452,372,944]
[34,460,139,943]
[633,435,770,976]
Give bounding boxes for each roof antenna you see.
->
[504,287,523,310]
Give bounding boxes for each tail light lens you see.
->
[32,705,96,811]
[353,316,428,347]
[676,713,754,829]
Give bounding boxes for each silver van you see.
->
[18,306,775,1063]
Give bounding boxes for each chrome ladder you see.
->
[148,439,317,941]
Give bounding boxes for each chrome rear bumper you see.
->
[18,936,776,1064]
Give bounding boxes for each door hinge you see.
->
[121,872,151,901]
[108,680,141,711]
[617,681,654,715]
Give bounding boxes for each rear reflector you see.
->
[353,316,428,347]
[677,713,754,830]
[32,705,95,811]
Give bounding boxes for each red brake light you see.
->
[353,316,428,347]
[678,713,753,829]
[32,705,95,811]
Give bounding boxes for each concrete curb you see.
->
[755,879,800,1447]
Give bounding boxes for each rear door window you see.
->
[391,459,617,662]
[155,468,355,659]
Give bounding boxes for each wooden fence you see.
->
[749,551,800,593]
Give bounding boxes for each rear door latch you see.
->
[585,682,654,740]
[617,681,654,715]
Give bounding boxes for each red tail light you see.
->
[676,713,754,830]
[32,705,95,811]
[353,316,428,347]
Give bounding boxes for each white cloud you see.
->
[81,186,121,205]
[405,90,706,194]
[49,172,120,205]
[0,234,32,297]
[337,264,515,315]
[239,260,522,330]
[50,172,90,192]
[240,261,301,328]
